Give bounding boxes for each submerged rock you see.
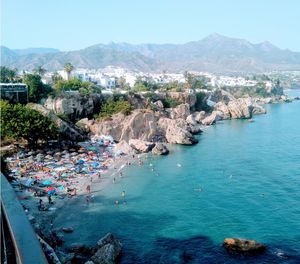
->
[223,238,266,254]
[152,143,169,155]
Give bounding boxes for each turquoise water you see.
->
[55,91,300,263]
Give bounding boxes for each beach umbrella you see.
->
[25,178,34,186]
[62,150,68,154]
[61,173,68,178]
[91,162,99,168]
[43,180,52,185]
[58,186,65,191]
[69,148,76,152]
[45,186,54,192]
[78,159,85,165]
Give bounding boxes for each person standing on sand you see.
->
[86,185,91,194]
[48,195,52,204]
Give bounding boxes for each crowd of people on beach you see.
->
[5,135,124,211]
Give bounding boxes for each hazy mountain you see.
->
[12,48,60,56]
[1,34,300,73]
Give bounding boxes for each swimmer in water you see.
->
[121,191,126,203]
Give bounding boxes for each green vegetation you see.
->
[95,98,132,119]
[195,92,212,112]
[53,77,98,96]
[133,79,158,92]
[143,92,181,108]
[33,66,46,77]
[163,97,181,108]
[64,62,74,80]
[23,73,52,103]
[184,72,209,90]
[0,100,58,147]
[0,66,20,83]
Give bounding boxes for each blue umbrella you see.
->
[43,180,52,185]
[78,159,85,165]
[25,178,34,186]
[91,162,99,168]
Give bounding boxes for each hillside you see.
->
[1,34,300,73]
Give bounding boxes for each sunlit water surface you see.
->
[55,90,300,263]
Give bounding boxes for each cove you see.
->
[54,90,300,263]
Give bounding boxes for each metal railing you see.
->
[1,173,48,264]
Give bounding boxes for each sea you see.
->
[55,90,300,264]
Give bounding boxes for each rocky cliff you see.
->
[44,93,103,121]
[28,103,86,141]
[77,106,199,145]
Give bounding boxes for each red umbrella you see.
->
[45,187,55,192]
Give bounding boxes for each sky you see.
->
[1,0,300,51]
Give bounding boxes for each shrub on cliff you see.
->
[0,100,58,147]
[53,77,99,96]
[195,92,212,112]
[95,98,132,119]
[162,97,181,108]
[23,73,52,103]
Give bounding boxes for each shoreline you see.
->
[3,93,299,262]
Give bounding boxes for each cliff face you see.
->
[76,89,270,146]
[44,93,103,121]
[28,103,87,141]
[78,108,199,145]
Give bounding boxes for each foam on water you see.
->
[55,90,300,263]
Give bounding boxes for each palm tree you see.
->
[64,62,74,80]
[33,66,46,77]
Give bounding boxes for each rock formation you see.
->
[90,233,122,264]
[168,103,190,120]
[223,238,266,254]
[79,109,198,145]
[28,103,86,141]
[152,143,169,155]
[129,139,155,153]
[44,93,102,120]
[158,118,198,144]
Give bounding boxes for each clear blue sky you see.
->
[1,0,299,51]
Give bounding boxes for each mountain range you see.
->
[1,34,300,74]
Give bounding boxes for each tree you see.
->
[51,71,63,84]
[23,73,52,102]
[117,77,127,90]
[0,100,58,147]
[0,66,17,83]
[64,62,74,80]
[33,66,46,77]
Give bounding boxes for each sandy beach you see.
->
[4,138,145,239]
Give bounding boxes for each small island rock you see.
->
[223,238,266,254]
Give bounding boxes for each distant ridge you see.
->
[1,34,300,73]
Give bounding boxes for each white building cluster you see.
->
[40,66,275,91]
